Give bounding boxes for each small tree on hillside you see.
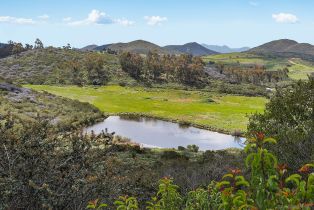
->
[12,42,24,58]
[34,38,44,49]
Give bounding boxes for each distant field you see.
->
[203,53,314,80]
[25,85,267,133]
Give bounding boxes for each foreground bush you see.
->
[88,133,314,209]
[248,78,314,169]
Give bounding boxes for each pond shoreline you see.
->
[87,115,245,151]
[102,112,246,137]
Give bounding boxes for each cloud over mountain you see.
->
[69,9,134,26]
[272,13,298,24]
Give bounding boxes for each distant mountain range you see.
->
[201,44,250,53]
[164,42,217,56]
[78,39,314,59]
[249,39,314,57]
[81,40,219,56]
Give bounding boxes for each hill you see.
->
[80,44,98,51]
[0,47,134,85]
[0,82,103,129]
[164,42,218,56]
[93,44,112,51]
[203,52,314,80]
[202,44,250,53]
[249,39,314,58]
[106,40,174,54]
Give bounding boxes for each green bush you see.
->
[248,78,314,169]
[89,133,314,209]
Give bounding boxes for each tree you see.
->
[34,38,44,49]
[25,43,33,50]
[145,51,163,81]
[85,53,108,85]
[63,43,71,50]
[119,52,143,79]
[247,78,314,170]
[175,54,205,86]
[12,42,24,58]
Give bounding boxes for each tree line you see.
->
[8,38,74,58]
[214,63,289,85]
[53,53,109,86]
[120,51,207,87]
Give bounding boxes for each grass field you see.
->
[25,85,267,133]
[203,53,314,80]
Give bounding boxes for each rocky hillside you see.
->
[164,42,218,56]
[0,82,103,130]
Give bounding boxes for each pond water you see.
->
[85,116,245,151]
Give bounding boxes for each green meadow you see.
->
[26,85,267,132]
[203,53,314,80]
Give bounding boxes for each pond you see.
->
[85,116,245,151]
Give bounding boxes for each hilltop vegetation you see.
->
[0,47,135,85]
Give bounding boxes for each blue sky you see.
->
[0,0,314,48]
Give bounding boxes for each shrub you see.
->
[187,144,199,153]
[161,150,189,161]
[248,78,314,169]
[90,133,314,209]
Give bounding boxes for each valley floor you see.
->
[25,85,267,133]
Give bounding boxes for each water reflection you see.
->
[85,116,245,151]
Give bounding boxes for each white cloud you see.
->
[272,13,298,24]
[115,19,135,26]
[144,16,167,26]
[63,17,72,22]
[249,1,259,6]
[0,16,35,24]
[38,14,49,20]
[69,9,133,26]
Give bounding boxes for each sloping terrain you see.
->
[203,52,314,80]
[93,44,112,51]
[0,82,103,129]
[107,40,174,54]
[164,42,218,56]
[80,44,98,51]
[249,39,314,58]
[81,40,219,55]
[0,47,134,85]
